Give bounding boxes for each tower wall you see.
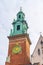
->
[5,34,31,65]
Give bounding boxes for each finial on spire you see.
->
[40,32,42,36]
[20,7,22,11]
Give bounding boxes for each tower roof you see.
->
[10,8,28,36]
[17,8,25,16]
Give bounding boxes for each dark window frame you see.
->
[41,40,43,44]
[17,25,20,30]
[19,15,21,18]
[38,49,40,55]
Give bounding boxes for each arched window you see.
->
[38,49,40,55]
[19,15,21,18]
[17,25,20,30]
[41,40,43,45]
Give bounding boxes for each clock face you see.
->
[12,45,22,54]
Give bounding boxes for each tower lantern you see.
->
[10,8,28,36]
[5,8,31,65]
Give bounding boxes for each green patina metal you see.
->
[10,8,28,36]
[6,56,10,62]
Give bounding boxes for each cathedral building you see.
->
[31,34,43,65]
[5,8,31,65]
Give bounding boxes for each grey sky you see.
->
[0,0,43,65]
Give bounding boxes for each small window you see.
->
[41,40,43,48]
[38,49,40,55]
[41,40,43,45]
[19,15,21,18]
[17,25,20,30]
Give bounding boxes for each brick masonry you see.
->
[5,34,31,65]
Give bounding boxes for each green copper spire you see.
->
[10,8,28,36]
[17,7,25,21]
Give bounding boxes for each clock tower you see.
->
[5,8,31,65]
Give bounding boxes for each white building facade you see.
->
[31,35,43,65]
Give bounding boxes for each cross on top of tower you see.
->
[20,7,22,11]
[40,32,42,36]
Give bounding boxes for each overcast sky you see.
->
[0,0,43,65]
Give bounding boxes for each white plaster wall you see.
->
[31,35,43,65]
